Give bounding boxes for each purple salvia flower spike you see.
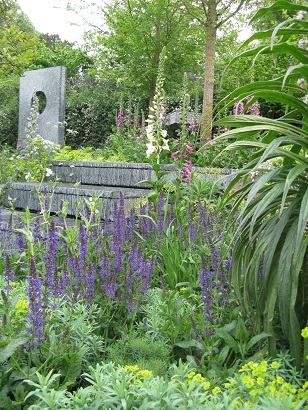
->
[27,258,44,348]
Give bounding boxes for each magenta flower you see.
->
[117,106,124,130]
[186,160,193,172]
[171,151,178,159]
[186,145,193,154]
[233,101,244,115]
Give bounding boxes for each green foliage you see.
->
[0,74,19,146]
[196,137,254,168]
[0,1,38,77]
[23,359,308,409]
[214,0,308,368]
[84,0,204,103]
[101,100,149,162]
[1,181,308,407]
[0,283,105,406]
[28,35,92,79]
[107,334,170,376]
[65,74,128,148]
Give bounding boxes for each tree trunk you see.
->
[200,0,217,146]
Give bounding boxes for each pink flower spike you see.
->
[186,161,193,172]
[186,145,193,154]
[171,151,178,159]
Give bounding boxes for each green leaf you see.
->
[175,340,203,350]
[246,332,271,352]
[152,163,160,173]
[218,345,230,364]
[59,348,86,387]
[215,329,240,353]
[250,1,308,23]
[0,337,28,363]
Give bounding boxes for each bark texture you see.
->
[200,0,217,145]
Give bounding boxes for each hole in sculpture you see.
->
[32,91,47,114]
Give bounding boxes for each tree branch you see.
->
[216,0,246,29]
[183,0,205,25]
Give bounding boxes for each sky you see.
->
[17,0,90,43]
[17,0,251,44]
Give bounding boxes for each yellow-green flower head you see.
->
[123,365,139,373]
[137,369,153,379]
[212,386,221,394]
[268,381,277,394]
[270,361,279,369]
[180,287,188,292]
[15,299,29,312]
[301,327,308,338]
[203,381,211,391]
[187,372,196,379]
[277,376,284,385]
[256,377,265,387]
[242,375,254,389]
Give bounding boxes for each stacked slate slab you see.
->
[50,161,236,187]
[2,161,237,218]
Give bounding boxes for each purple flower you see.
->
[61,262,72,296]
[27,258,44,348]
[67,250,83,297]
[117,106,124,130]
[100,251,118,299]
[43,221,59,301]
[125,109,131,127]
[160,104,166,124]
[186,160,193,172]
[127,209,137,240]
[157,194,165,235]
[85,262,96,306]
[31,219,42,243]
[233,101,244,115]
[16,221,25,251]
[199,244,231,323]
[3,255,14,292]
[124,241,155,312]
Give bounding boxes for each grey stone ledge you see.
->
[3,182,151,218]
[50,161,237,188]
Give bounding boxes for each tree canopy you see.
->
[83,0,205,108]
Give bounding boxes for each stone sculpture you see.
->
[18,66,66,147]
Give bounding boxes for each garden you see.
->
[0,0,308,409]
